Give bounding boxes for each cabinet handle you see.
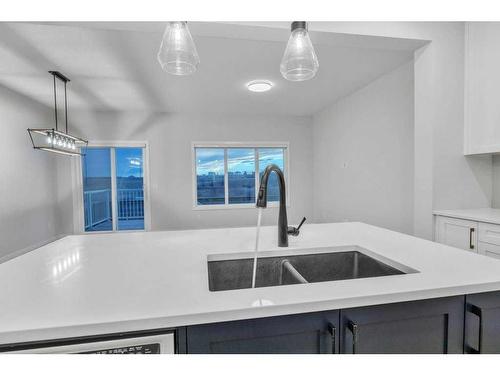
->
[328,323,336,354]
[465,303,483,354]
[470,228,475,250]
[347,321,358,354]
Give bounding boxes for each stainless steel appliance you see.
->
[3,330,176,354]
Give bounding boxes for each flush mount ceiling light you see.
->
[27,71,88,156]
[246,80,273,93]
[157,21,200,76]
[280,21,319,82]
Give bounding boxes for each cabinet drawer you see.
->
[478,242,500,259]
[478,223,500,246]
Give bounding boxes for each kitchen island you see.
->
[2,222,500,353]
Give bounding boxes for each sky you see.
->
[82,147,143,178]
[196,148,284,175]
[82,146,282,178]
[116,148,143,178]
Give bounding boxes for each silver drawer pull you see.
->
[347,321,358,354]
[328,323,336,354]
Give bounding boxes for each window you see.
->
[228,148,255,204]
[193,143,288,208]
[195,148,225,205]
[82,148,113,231]
[258,148,285,202]
[80,145,148,232]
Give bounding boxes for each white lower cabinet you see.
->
[435,215,500,259]
[478,223,500,259]
[435,216,477,253]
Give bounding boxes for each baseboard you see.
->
[0,234,69,264]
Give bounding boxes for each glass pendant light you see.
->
[157,21,200,76]
[280,21,319,82]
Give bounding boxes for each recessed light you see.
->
[247,80,273,93]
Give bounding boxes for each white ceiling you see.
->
[0,22,425,116]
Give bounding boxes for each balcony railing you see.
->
[117,188,144,220]
[84,188,144,230]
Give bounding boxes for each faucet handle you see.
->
[297,217,307,230]
[288,217,306,236]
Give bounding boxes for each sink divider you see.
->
[280,260,308,285]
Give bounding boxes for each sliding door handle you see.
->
[465,303,483,354]
[347,321,359,354]
[470,228,475,250]
[328,323,336,354]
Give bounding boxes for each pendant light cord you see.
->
[51,71,70,134]
[53,73,58,132]
[64,80,68,134]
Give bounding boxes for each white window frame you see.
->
[72,141,152,234]
[192,141,290,210]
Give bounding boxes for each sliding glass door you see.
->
[82,148,113,231]
[115,147,145,230]
[82,146,146,232]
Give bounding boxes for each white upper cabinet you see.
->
[464,23,500,155]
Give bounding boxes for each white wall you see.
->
[303,22,493,239]
[492,155,500,208]
[64,111,313,231]
[5,23,492,248]
[429,24,492,212]
[313,61,414,234]
[0,85,64,261]
[64,23,491,240]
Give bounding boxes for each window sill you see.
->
[81,229,147,235]
[192,202,287,211]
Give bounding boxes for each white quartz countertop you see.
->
[3,222,500,345]
[433,208,500,225]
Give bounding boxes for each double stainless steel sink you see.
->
[207,246,415,292]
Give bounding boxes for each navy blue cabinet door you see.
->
[186,311,339,354]
[340,296,465,354]
[465,291,500,354]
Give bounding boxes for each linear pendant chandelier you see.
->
[28,71,88,156]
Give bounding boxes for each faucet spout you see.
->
[256,164,289,247]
